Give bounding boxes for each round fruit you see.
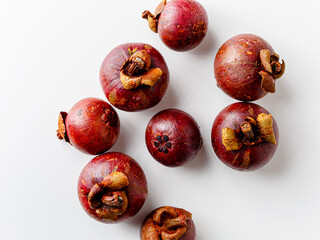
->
[145,108,202,167]
[100,43,169,111]
[57,97,120,155]
[214,33,285,101]
[211,102,279,171]
[142,0,208,52]
[140,206,196,240]
[78,152,148,223]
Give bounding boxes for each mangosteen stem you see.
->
[259,49,285,93]
[163,215,187,230]
[142,206,191,240]
[161,227,187,240]
[120,50,163,90]
[241,122,255,141]
[142,0,167,33]
[222,113,276,151]
[87,172,129,221]
[101,191,125,207]
[56,111,70,143]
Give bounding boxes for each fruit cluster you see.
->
[57,0,285,239]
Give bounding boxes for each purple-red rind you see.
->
[145,108,202,167]
[65,97,120,155]
[214,34,274,101]
[158,0,208,52]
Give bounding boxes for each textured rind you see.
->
[158,0,208,51]
[214,34,274,101]
[145,108,202,167]
[78,152,148,223]
[100,43,169,111]
[65,97,120,155]
[140,206,196,240]
[211,102,279,171]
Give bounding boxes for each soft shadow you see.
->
[256,75,293,175]
[259,135,291,176]
[184,143,211,171]
[145,83,179,115]
[109,119,131,153]
[124,188,157,229]
[189,29,217,56]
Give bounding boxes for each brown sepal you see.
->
[87,172,129,221]
[222,128,243,151]
[120,67,162,90]
[273,60,285,79]
[257,113,277,144]
[57,111,70,143]
[260,49,273,73]
[222,113,276,151]
[259,49,285,89]
[259,70,276,93]
[142,0,167,33]
[142,207,191,240]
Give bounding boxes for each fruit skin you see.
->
[78,152,148,223]
[61,97,120,155]
[100,43,169,111]
[214,34,274,101]
[140,206,196,240]
[158,0,208,51]
[211,102,279,171]
[145,108,202,167]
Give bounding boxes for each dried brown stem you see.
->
[120,50,162,90]
[142,0,167,33]
[142,207,191,240]
[87,172,129,221]
[57,111,69,142]
[259,49,285,93]
[222,113,276,151]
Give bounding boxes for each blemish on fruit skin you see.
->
[248,106,254,116]
[112,165,119,172]
[144,45,152,50]
[231,152,240,165]
[241,150,251,169]
[109,89,117,105]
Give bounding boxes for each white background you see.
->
[1,0,320,239]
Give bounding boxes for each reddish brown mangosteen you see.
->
[140,206,196,240]
[78,152,148,223]
[100,43,169,111]
[211,102,279,171]
[214,34,285,101]
[145,108,202,167]
[142,0,208,52]
[57,97,120,155]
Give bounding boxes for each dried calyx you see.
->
[56,111,69,143]
[222,113,276,151]
[142,0,166,33]
[88,172,129,221]
[259,49,286,93]
[141,206,192,240]
[120,50,163,90]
